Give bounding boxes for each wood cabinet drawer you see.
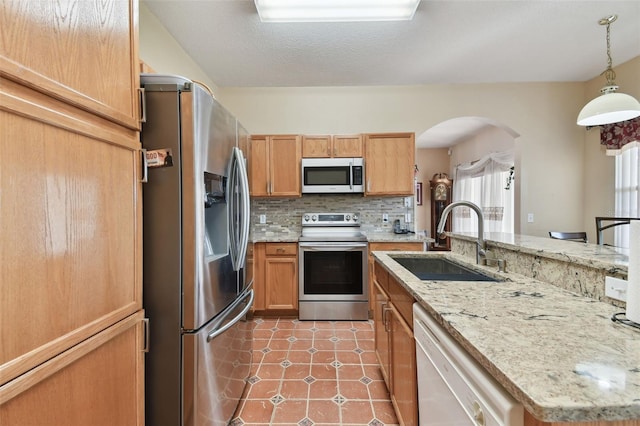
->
[266,243,298,256]
[388,275,415,326]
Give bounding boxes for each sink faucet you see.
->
[436,201,486,264]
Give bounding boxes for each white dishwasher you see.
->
[413,303,523,426]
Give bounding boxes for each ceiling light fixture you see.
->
[254,0,420,23]
[577,15,640,127]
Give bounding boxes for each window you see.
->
[614,141,640,249]
[452,150,514,234]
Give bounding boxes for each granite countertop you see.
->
[250,228,434,244]
[372,250,640,423]
[449,231,630,271]
[362,230,434,243]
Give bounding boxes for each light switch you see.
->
[259,214,266,224]
[527,213,534,223]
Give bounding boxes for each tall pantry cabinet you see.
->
[0,1,145,425]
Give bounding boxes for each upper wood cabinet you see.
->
[364,133,415,196]
[250,135,301,197]
[0,0,141,130]
[302,135,363,158]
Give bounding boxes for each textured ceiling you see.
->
[143,0,640,146]
[144,0,640,87]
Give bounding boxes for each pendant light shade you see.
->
[577,15,640,127]
[577,90,640,127]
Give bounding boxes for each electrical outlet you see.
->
[527,213,534,223]
[259,214,266,224]
[405,213,412,223]
[382,213,389,223]
[404,197,411,207]
[605,276,627,302]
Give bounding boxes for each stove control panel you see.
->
[302,212,361,226]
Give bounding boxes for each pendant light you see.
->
[577,15,640,127]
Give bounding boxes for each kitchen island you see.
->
[373,235,639,423]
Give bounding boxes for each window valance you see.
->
[600,116,640,150]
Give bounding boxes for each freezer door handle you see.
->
[228,147,250,272]
[206,289,254,342]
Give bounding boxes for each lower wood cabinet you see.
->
[0,312,145,426]
[389,304,417,426]
[373,259,418,426]
[253,242,298,315]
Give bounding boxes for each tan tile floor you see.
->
[230,318,399,426]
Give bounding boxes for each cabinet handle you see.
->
[367,180,371,192]
[383,305,393,332]
[141,149,149,183]
[142,318,150,353]
[138,87,147,123]
[327,145,331,156]
[333,146,337,156]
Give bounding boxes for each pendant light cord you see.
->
[600,15,617,87]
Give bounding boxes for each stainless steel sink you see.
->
[390,256,499,282]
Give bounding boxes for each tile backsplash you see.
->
[251,194,412,235]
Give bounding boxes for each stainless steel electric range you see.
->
[298,212,369,320]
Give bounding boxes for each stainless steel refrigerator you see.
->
[140,74,253,426]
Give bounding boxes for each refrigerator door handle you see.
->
[228,147,250,272]
[235,147,251,270]
[206,289,254,342]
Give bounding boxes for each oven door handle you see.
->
[299,242,368,251]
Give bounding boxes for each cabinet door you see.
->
[0,312,145,426]
[302,135,332,158]
[0,81,142,383]
[364,133,415,195]
[0,0,140,130]
[250,136,269,196]
[373,281,391,388]
[265,256,298,310]
[269,135,301,196]
[390,306,418,426]
[333,135,363,158]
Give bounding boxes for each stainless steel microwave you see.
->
[301,158,365,194]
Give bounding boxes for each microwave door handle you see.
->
[349,162,353,190]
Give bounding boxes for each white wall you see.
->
[139,3,218,95]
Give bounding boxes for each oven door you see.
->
[298,242,368,302]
